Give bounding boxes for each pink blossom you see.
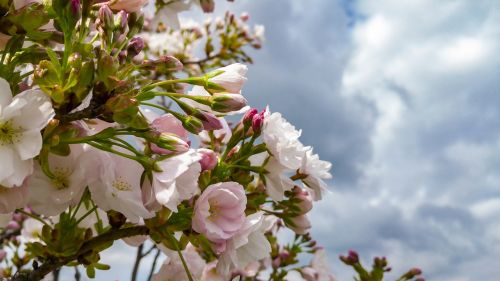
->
[0,184,28,214]
[192,182,247,243]
[109,0,148,12]
[198,148,218,171]
[293,186,313,215]
[149,113,190,155]
[201,261,225,281]
[288,214,311,235]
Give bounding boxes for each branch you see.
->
[147,249,161,281]
[10,226,149,281]
[130,244,144,281]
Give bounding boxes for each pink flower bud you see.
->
[210,93,248,113]
[195,111,223,131]
[293,186,313,214]
[240,12,250,22]
[252,112,264,134]
[300,267,318,281]
[153,133,190,154]
[288,215,311,235]
[198,148,218,171]
[12,213,23,222]
[109,0,148,13]
[6,221,19,230]
[242,108,258,126]
[127,37,144,58]
[199,0,214,13]
[208,63,248,93]
[0,250,6,261]
[98,5,114,28]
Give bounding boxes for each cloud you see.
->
[310,0,500,280]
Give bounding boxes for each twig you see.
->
[10,225,149,281]
[147,249,161,281]
[130,244,144,281]
[74,267,81,281]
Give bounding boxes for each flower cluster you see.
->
[0,0,425,281]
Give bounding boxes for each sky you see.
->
[65,0,500,280]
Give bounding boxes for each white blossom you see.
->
[152,149,202,212]
[85,147,154,223]
[216,212,271,277]
[262,111,308,171]
[0,79,55,187]
[27,145,88,216]
[299,149,332,201]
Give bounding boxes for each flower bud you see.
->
[293,186,313,215]
[6,221,19,230]
[99,5,114,29]
[193,110,222,130]
[240,12,250,22]
[252,112,263,134]
[401,268,422,279]
[182,116,204,134]
[210,93,248,113]
[198,148,218,171]
[70,0,81,16]
[0,250,6,262]
[340,250,359,265]
[199,0,214,13]
[159,55,183,72]
[288,214,311,235]
[127,37,144,58]
[300,267,318,281]
[153,133,189,154]
[115,10,129,33]
[242,108,258,126]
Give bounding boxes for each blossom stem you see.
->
[15,209,50,227]
[74,206,98,226]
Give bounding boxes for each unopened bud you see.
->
[182,116,204,134]
[340,250,359,265]
[107,210,126,228]
[127,37,144,58]
[240,12,250,22]
[402,268,422,279]
[288,215,311,235]
[6,221,19,230]
[199,0,214,13]
[153,133,189,154]
[252,112,263,134]
[198,148,218,171]
[242,108,258,126]
[99,5,114,29]
[210,93,247,113]
[292,186,313,215]
[70,0,81,16]
[159,56,183,72]
[193,110,222,131]
[115,10,129,33]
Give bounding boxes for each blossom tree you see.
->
[0,0,426,280]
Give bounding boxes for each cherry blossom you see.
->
[152,149,202,211]
[27,145,88,216]
[216,212,272,277]
[85,147,154,223]
[192,182,247,243]
[0,79,55,187]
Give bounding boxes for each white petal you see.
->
[9,89,54,130]
[14,130,42,160]
[0,77,12,111]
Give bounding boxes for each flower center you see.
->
[112,177,132,191]
[208,198,220,220]
[52,167,71,190]
[0,120,22,146]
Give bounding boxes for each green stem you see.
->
[16,209,50,227]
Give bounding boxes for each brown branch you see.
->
[130,244,144,281]
[147,249,161,281]
[10,225,149,281]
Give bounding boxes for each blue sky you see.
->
[66,1,500,280]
